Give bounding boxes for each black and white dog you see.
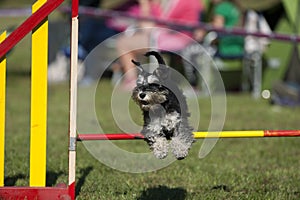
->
[132,51,194,160]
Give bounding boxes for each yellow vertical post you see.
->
[0,32,6,187]
[30,0,48,186]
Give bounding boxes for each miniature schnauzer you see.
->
[131,51,194,160]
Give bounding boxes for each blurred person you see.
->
[114,0,204,91]
[210,0,244,57]
[48,0,127,84]
[194,0,244,54]
[189,0,244,94]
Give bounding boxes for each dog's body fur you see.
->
[132,51,194,160]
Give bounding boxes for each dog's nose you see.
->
[139,92,146,99]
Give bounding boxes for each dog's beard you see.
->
[132,89,168,111]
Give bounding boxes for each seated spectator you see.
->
[210,0,244,57]
[114,0,204,91]
[47,0,131,84]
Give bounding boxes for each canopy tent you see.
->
[270,0,300,106]
[282,0,300,32]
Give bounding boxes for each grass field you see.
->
[4,73,300,199]
[1,1,300,200]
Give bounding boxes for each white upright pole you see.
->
[68,0,78,199]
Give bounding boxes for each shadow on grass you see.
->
[46,171,65,186]
[137,185,187,200]
[76,166,93,196]
[5,171,66,186]
[4,174,26,186]
[211,184,231,192]
[7,69,30,77]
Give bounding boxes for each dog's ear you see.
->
[153,65,170,81]
[132,59,147,85]
[144,51,166,65]
[132,59,144,74]
[132,59,141,68]
[132,59,141,67]
[144,51,169,81]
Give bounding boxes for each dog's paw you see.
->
[152,137,169,159]
[170,137,193,160]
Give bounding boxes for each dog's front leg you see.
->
[142,119,169,159]
[170,120,194,160]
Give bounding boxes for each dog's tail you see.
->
[144,51,166,65]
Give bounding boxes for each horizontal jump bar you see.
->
[77,130,300,141]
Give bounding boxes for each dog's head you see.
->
[132,51,170,111]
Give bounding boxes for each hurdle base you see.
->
[0,184,71,200]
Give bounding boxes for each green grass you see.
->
[1,3,300,199]
[3,74,300,199]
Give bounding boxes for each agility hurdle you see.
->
[0,0,77,199]
[0,1,300,200]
